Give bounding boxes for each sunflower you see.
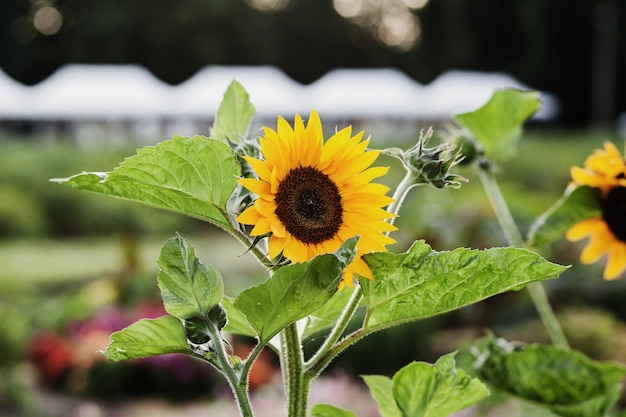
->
[566,141,626,280]
[236,110,397,288]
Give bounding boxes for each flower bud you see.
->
[398,127,467,189]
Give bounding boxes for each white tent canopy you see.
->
[0,64,560,123]
[306,68,429,119]
[27,65,172,120]
[424,70,559,121]
[171,65,307,118]
[0,69,33,118]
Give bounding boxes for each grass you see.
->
[0,232,265,296]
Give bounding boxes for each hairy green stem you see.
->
[231,225,274,270]
[206,322,255,417]
[387,170,418,224]
[475,163,569,348]
[281,323,308,417]
[305,286,363,372]
[306,327,367,377]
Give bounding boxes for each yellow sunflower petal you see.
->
[250,217,273,236]
[570,166,603,188]
[604,244,626,280]
[329,150,380,184]
[270,218,287,238]
[243,156,272,183]
[345,166,390,187]
[300,111,324,167]
[580,234,610,264]
[345,256,374,283]
[237,205,262,225]
[269,235,288,259]
[239,178,274,200]
[566,217,605,241]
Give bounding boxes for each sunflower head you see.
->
[566,142,626,280]
[236,110,397,288]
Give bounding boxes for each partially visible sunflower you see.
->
[236,110,397,288]
[566,141,626,280]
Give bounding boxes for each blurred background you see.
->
[1,1,626,416]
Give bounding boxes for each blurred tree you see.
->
[0,0,624,126]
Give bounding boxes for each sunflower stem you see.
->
[231,225,274,270]
[305,286,363,372]
[475,162,569,348]
[387,170,418,224]
[281,323,308,417]
[205,319,255,417]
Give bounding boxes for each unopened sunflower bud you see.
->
[398,127,467,189]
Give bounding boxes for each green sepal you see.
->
[363,352,489,417]
[102,315,191,361]
[360,240,567,332]
[454,89,541,161]
[527,185,602,248]
[234,237,358,344]
[471,337,626,417]
[51,135,241,231]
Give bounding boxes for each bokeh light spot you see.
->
[33,6,63,36]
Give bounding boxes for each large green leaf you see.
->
[51,135,240,230]
[472,337,626,417]
[454,89,540,161]
[360,241,567,332]
[103,315,190,361]
[234,237,358,344]
[311,404,357,417]
[157,233,223,320]
[527,185,602,248]
[364,352,489,417]
[210,80,257,144]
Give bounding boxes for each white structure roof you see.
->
[28,64,172,120]
[425,70,559,121]
[0,64,560,122]
[307,68,429,118]
[0,69,33,118]
[171,65,306,118]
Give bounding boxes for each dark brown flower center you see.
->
[603,186,626,242]
[274,166,343,244]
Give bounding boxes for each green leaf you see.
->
[362,375,403,417]
[454,89,541,161]
[234,237,358,344]
[472,337,626,417]
[103,315,190,361]
[311,404,357,417]
[51,135,240,231]
[360,241,567,332]
[302,285,362,340]
[363,353,489,417]
[222,296,257,338]
[395,353,489,417]
[527,185,602,248]
[210,80,257,144]
[157,234,224,320]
